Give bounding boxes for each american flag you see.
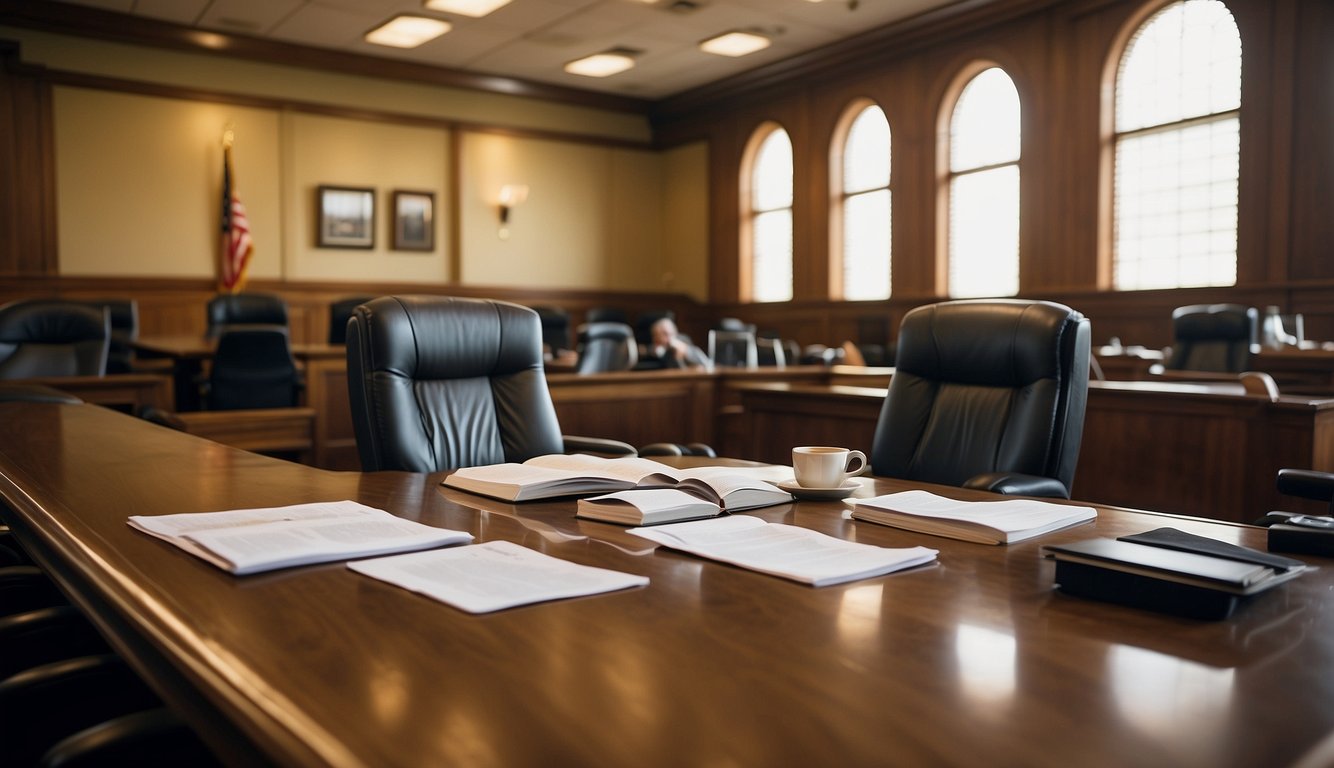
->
[219,143,253,292]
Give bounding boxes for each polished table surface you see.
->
[2,402,1334,767]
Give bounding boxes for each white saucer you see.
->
[777,479,859,501]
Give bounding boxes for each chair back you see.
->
[575,322,638,374]
[708,330,758,368]
[1168,303,1256,372]
[533,306,572,353]
[756,337,786,367]
[328,296,373,345]
[207,326,299,410]
[634,310,675,347]
[206,292,288,337]
[0,301,108,379]
[346,296,564,472]
[77,299,137,373]
[871,299,1091,495]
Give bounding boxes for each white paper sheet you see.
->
[348,540,649,613]
[628,515,937,587]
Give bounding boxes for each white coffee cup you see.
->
[792,446,867,489]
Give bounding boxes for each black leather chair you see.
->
[77,299,137,374]
[533,306,573,354]
[0,301,108,379]
[328,296,373,345]
[708,330,758,368]
[205,292,288,338]
[575,322,638,374]
[345,296,634,472]
[1166,303,1257,373]
[871,299,1091,499]
[634,309,675,347]
[204,326,300,410]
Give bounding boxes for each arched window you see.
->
[835,103,891,301]
[1112,0,1241,290]
[745,125,793,303]
[946,66,1021,298]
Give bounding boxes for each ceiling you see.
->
[48,0,962,100]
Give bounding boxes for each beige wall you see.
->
[282,113,449,283]
[53,87,284,281]
[26,26,710,296]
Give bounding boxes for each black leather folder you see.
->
[1044,531,1310,620]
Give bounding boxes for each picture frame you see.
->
[317,185,375,249]
[391,190,435,251]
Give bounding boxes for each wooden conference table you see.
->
[3,402,1334,768]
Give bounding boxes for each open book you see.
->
[577,471,794,525]
[850,490,1097,545]
[128,500,473,575]
[627,515,938,587]
[443,453,792,503]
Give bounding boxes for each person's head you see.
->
[650,317,679,348]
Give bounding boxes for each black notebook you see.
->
[1044,528,1310,620]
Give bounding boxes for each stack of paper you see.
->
[129,500,473,575]
[851,490,1097,544]
[628,515,937,587]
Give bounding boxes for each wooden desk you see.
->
[3,401,1334,767]
[131,335,343,412]
[729,380,1334,523]
[2,372,173,412]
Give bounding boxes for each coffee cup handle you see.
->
[844,450,868,478]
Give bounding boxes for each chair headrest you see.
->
[895,299,1083,387]
[0,301,107,344]
[1172,304,1254,341]
[352,296,542,380]
[582,322,634,342]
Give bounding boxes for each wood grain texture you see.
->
[2,401,1334,767]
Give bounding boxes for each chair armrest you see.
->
[963,472,1070,499]
[1276,469,1334,503]
[562,435,636,456]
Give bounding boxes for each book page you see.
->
[348,540,649,613]
[629,516,937,587]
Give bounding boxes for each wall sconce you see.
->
[497,184,528,240]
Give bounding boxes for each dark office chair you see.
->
[871,299,1091,499]
[0,301,108,379]
[328,296,373,345]
[634,309,675,347]
[533,306,573,354]
[205,292,288,338]
[76,299,137,374]
[1166,303,1257,373]
[345,296,634,472]
[708,330,758,368]
[204,326,300,410]
[756,336,786,367]
[575,322,638,374]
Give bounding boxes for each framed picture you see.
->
[317,185,375,249]
[392,190,435,251]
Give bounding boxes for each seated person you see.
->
[649,318,711,370]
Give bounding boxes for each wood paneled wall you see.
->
[0,275,709,348]
[652,0,1334,350]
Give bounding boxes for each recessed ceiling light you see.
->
[423,0,512,17]
[699,31,771,57]
[365,15,451,48]
[564,52,636,78]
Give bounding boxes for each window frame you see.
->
[739,121,794,304]
[830,99,892,302]
[1101,0,1243,292]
